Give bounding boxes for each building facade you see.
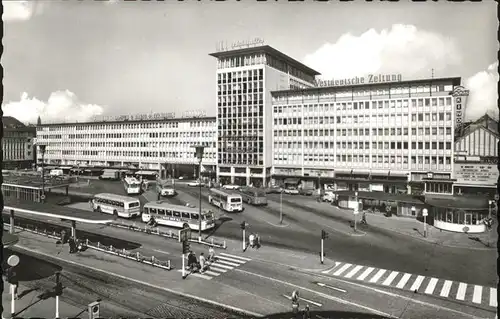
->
[36,116,217,177]
[209,45,320,187]
[2,116,36,169]
[271,77,460,194]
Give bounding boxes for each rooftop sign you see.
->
[96,112,176,122]
[215,38,265,53]
[315,73,402,87]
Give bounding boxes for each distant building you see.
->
[453,113,498,196]
[2,116,36,169]
[35,115,217,178]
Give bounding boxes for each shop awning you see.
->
[284,178,300,184]
[333,190,424,204]
[424,195,489,210]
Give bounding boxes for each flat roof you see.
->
[4,199,114,224]
[271,76,462,95]
[209,45,321,77]
[424,195,489,210]
[333,190,425,204]
[2,174,72,190]
[38,116,216,128]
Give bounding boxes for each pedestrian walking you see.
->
[199,253,206,273]
[255,233,261,248]
[208,246,215,262]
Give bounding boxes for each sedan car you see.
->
[265,186,283,194]
[187,180,205,187]
[222,184,240,190]
[283,188,299,195]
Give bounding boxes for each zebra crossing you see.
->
[321,262,497,308]
[177,252,251,280]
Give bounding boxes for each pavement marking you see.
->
[382,271,399,286]
[177,270,213,280]
[344,265,363,279]
[211,262,234,270]
[237,269,396,318]
[409,275,425,292]
[456,283,467,301]
[214,259,240,267]
[424,278,438,295]
[489,288,497,307]
[316,282,347,293]
[356,267,374,281]
[209,266,228,273]
[282,294,322,307]
[369,269,386,284]
[439,280,453,297]
[472,285,482,304]
[333,263,352,276]
[202,270,220,277]
[152,249,171,255]
[396,273,412,289]
[321,262,340,274]
[219,252,251,262]
[14,244,264,318]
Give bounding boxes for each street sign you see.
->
[422,210,428,217]
[7,255,19,267]
[178,227,191,243]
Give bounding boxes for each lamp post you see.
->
[354,191,359,232]
[280,186,283,224]
[39,144,47,203]
[193,145,205,242]
[422,208,428,238]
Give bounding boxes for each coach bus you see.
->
[208,188,243,212]
[141,201,216,231]
[92,193,141,218]
[239,187,268,206]
[123,176,142,195]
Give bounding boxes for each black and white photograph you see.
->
[1,0,498,318]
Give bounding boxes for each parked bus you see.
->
[208,188,243,212]
[92,193,141,218]
[141,201,216,231]
[123,176,142,195]
[239,187,268,206]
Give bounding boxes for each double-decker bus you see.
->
[239,187,268,206]
[123,176,141,195]
[141,201,216,231]
[92,193,141,218]
[208,188,243,212]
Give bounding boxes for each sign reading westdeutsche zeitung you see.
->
[315,73,402,87]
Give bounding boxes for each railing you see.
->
[108,221,227,249]
[4,222,172,270]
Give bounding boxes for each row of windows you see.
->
[273,97,454,113]
[274,141,453,150]
[52,151,217,160]
[218,81,263,92]
[272,85,454,101]
[38,121,186,132]
[274,127,453,138]
[273,154,452,165]
[217,94,264,103]
[38,131,216,141]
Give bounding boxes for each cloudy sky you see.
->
[2,0,498,124]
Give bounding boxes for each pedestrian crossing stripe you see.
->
[177,252,251,280]
[321,262,497,308]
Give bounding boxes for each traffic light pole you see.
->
[242,228,246,251]
[11,282,15,316]
[182,252,186,278]
[321,237,324,264]
[55,272,60,319]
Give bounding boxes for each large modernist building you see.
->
[2,116,37,169]
[270,76,459,194]
[209,45,320,187]
[35,114,217,178]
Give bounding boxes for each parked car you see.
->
[283,187,299,195]
[265,186,281,194]
[222,184,240,190]
[299,188,314,196]
[321,191,336,202]
[187,180,205,187]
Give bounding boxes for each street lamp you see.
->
[422,208,428,238]
[280,186,283,224]
[193,145,205,242]
[354,191,359,232]
[39,144,47,203]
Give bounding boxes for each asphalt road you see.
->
[3,248,253,319]
[173,185,496,288]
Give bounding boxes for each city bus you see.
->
[92,193,141,218]
[141,201,216,231]
[208,188,243,212]
[123,176,142,195]
[239,187,268,206]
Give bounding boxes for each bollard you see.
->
[86,239,89,245]
[136,252,140,260]
[157,227,160,235]
[110,245,113,251]
[97,242,100,248]
[169,230,172,238]
[211,238,214,246]
[168,260,171,269]
[122,248,126,254]
[223,240,226,249]
[152,256,155,264]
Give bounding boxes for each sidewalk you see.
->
[285,197,498,250]
[2,281,86,319]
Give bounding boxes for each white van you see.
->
[49,169,64,177]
